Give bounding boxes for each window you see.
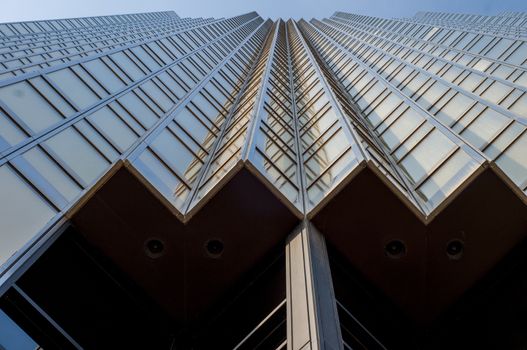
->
[418,149,475,206]
[150,129,200,182]
[381,108,423,150]
[87,107,138,152]
[118,92,159,128]
[83,59,126,93]
[135,149,190,211]
[400,129,456,183]
[0,110,27,148]
[22,146,81,201]
[0,80,63,133]
[47,67,99,109]
[110,51,146,80]
[434,93,473,126]
[0,165,56,265]
[44,127,108,185]
[496,133,527,187]
[461,109,509,150]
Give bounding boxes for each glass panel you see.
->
[400,129,456,183]
[484,122,525,160]
[176,108,216,151]
[305,129,350,182]
[0,165,56,265]
[140,80,174,112]
[496,133,527,186]
[416,82,449,110]
[83,59,126,93]
[29,77,75,116]
[110,51,145,80]
[136,149,189,210]
[435,93,473,126]
[381,108,423,150]
[461,109,509,150]
[47,67,99,109]
[0,80,63,133]
[150,129,200,182]
[418,150,475,206]
[367,93,402,127]
[509,93,527,116]
[131,46,161,71]
[45,127,108,185]
[88,107,137,152]
[22,146,81,201]
[158,71,186,100]
[118,92,159,128]
[0,309,39,350]
[75,119,120,162]
[0,111,26,147]
[480,81,512,104]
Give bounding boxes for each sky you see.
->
[0,0,527,23]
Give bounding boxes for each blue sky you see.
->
[1,0,527,22]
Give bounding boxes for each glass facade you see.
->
[0,9,526,349]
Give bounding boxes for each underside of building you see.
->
[0,9,527,350]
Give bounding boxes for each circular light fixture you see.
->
[446,239,464,260]
[205,239,224,258]
[144,238,165,259]
[385,240,406,259]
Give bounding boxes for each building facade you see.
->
[0,9,526,349]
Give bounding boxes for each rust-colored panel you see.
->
[72,166,299,326]
[312,167,527,323]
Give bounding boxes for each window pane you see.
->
[88,107,137,152]
[418,150,475,206]
[496,133,527,187]
[22,146,82,202]
[0,309,39,350]
[48,67,99,109]
[118,92,159,128]
[150,129,199,182]
[45,127,108,185]
[0,165,56,265]
[83,59,126,93]
[0,80,63,133]
[136,149,190,210]
[461,109,509,150]
[0,110,26,147]
[400,129,456,183]
[110,51,145,80]
[381,108,423,150]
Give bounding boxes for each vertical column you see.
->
[286,220,343,350]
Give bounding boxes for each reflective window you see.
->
[83,59,126,93]
[435,93,473,126]
[22,146,82,201]
[118,92,159,128]
[110,51,146,80]
[400,129,456,183]
[29,77,75,116]
[136,149,190,210]
[0,110,27,147]
[461,109,509,150]
[0,165,56,265]
[150,129,200,182]
[0,309,39,350]
[88,107,138,152]
[45,127,108,185]
[418,150,475,206]
[0,80,63,133]
[48,67,99,109]
[496,133,527,187]
[381,108,423,150]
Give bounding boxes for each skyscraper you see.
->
[0,9,526,349]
